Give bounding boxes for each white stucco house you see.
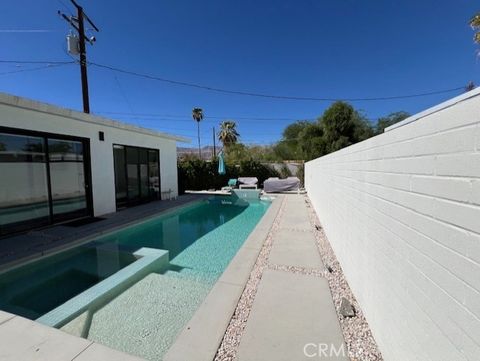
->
[0,92,186,236]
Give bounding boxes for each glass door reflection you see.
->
[139,148,149,199]
[113,145,160,208]
[126,147,140,202]
[48,139,88,222]
[0,133,50,234]
[0,129,92,236]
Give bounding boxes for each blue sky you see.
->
[1,0,479,147]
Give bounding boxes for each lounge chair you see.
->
[238,177,258,189]
[263,176,300,193]
[221,179,238,191]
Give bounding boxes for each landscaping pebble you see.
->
[215,195,383,361]
[339,297,356,318]
[306,197,384,361]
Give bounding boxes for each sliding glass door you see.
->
[113,145,160,208]
[0,133,50,233]
[48,139,89,222]
[113,145,128,206]
[126,147,140,202]
[0,128,92,236]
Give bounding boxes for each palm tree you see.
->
[470,13,480,44]
[192,107,204,158]
[218,120,240,150]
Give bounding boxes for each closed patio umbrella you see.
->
[218,151,226,175]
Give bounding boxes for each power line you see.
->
[0,59,465,102]
[95,111,313,121]
[151,129,282,137]
[56,0,73,15]
[88,61,464,102]
[0,60,74,65]
[0,62,75,75]
[113,75,140,126]
[97,111,376,122]
[101,114,317,123]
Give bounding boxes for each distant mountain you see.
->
[177,146,219,160]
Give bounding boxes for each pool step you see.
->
[62,272,212,361]
[37,247,169,328]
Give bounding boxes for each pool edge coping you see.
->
[163,195,284,361]
[0,196,207,274]
[0,309,144,361]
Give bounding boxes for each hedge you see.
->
[177,158,279,194]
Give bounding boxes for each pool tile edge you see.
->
[37,248,169,328]
[163,195,284,361]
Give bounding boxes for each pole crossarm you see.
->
[70,0,100,32]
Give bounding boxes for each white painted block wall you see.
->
[305,90,480,361]
[0,94,181,217]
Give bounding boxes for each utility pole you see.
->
[212,126,216,159]
[76,2,89,113]
[59,0,99,113]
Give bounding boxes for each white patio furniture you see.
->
[263,177,300,193]
[238,177,258,189]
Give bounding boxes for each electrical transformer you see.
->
[67,33,80,55]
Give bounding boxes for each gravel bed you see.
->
[214,196,287,361]
[305,196,384,361]
[215,194,383,361]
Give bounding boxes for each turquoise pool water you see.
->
[0,197,269,360]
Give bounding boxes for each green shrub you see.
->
[177,158,278,194]
[279,164,292,178]
[296,165,305,187]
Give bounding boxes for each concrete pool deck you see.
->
[0,194,349,361]
[0,310,143,361]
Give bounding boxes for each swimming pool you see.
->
[0,196,270,360]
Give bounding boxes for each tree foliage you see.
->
[322,101,356,148]
[218,120,240,149]
[283,121,310,140]
[268,102,408,162]
[181,102,410,169]
[272,121,310,161]
[375,111,410,134]
[225,143,249,163]
[225,143,278,163]
[192,107,204,157]
[270,101,375,161]
[470,13,480,44]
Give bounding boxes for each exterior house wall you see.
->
[0,93,182,217]
[305,89,480,361]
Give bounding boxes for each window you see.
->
[48,139,88,222]
[0,129,92,236]
[113,145,160,208]
[0,133,50,233]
